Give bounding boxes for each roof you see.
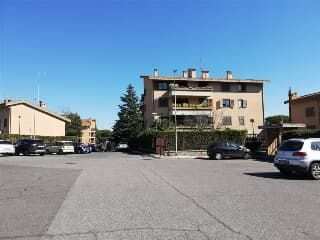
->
[141,75,269,84]
[0,101,71,123]
[290,91,320,103]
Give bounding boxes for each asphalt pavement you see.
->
[0,152,319,240]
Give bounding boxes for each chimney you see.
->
[187,68,197,78]
[182,70,188,78]
[201,70,209,79]
[153,68,159,77]
[226,70,233,80]
[39,101,46,108]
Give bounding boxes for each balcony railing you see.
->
[172,103,212,109]
[171,86,213,91]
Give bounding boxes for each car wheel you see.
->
[23,150,29,156]
[215,152,223,160]
[243,153,251,160]
[310,162,320,180]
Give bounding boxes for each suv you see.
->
[274,138,320,180]
[15,139,46,156]
[207,142,251,160]
[46,141,75,154]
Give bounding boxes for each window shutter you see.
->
[244,100,248,108]
[220,100,224,108]
[238,99,242,108]
[216,101,220,110]
[230,100,235,109]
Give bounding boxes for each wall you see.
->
[9,104,66,136]
[291,98,320,128]
[211,91,264,134]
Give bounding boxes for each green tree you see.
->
[96,129,112,143]
[63,112,83,137]
[265,115,289,125]
[112,84,143,144]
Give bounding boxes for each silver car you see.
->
[274,138,320,180]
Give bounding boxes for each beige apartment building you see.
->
[287,91,320,129]
[0,100,70,136]
[81,118,96,144]
[142,68,266,134]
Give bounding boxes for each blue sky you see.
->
[1,0,320,129]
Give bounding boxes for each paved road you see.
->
[0,152,319,240]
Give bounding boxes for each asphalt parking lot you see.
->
[0,152,319,240]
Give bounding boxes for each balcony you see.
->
[170,87,213,97]
[171,103,212,116]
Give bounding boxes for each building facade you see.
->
[288,91,320,129]
[0,100,70,136]
[81,119,96,144]
[142,68,266,134]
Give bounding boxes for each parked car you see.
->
[207,142,251,160]
[46,141,75,154]
[0,140,15,155]
[74,143,91,154]
[115,142,129,151]
[15,139,46,156]
[274,138,320,180]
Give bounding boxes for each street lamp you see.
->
[173,69,178,154]
[18,115,21,138]
[250,118,255,136]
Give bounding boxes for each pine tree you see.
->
[112,84,143,144]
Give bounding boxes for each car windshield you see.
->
[0,141,11,144]
[279,140,304,151]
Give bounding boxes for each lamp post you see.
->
[173,69,178,154]
[250,118,255,136]
[18,115,21,138]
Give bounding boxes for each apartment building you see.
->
[0,100,70,136]
[142,68,266,134]
[287,91,320,129]
[81,118,96,144]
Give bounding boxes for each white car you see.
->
[46,141,75,154]
[0,140,15,155]
[274,138,320,180]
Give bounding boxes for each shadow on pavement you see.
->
[244,172,309,180]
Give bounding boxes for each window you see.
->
[240,83,247,92]
[238,99,247,108]
[305,107,315,117]
[198,82,209,88]
[156,82,168,90]
[222,116,232,126]
[279,140,304,151]
[158,97,168,107]
[311,142,320,151]
[239,116,245,126]
[221,83,231,92]
[222,99,234,108]
[3,118,7,128]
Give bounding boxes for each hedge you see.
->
[130,129,247,152]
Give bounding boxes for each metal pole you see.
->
[173,70,178,154]
[18,115,21,138]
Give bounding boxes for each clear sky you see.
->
[1,0,320,129]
